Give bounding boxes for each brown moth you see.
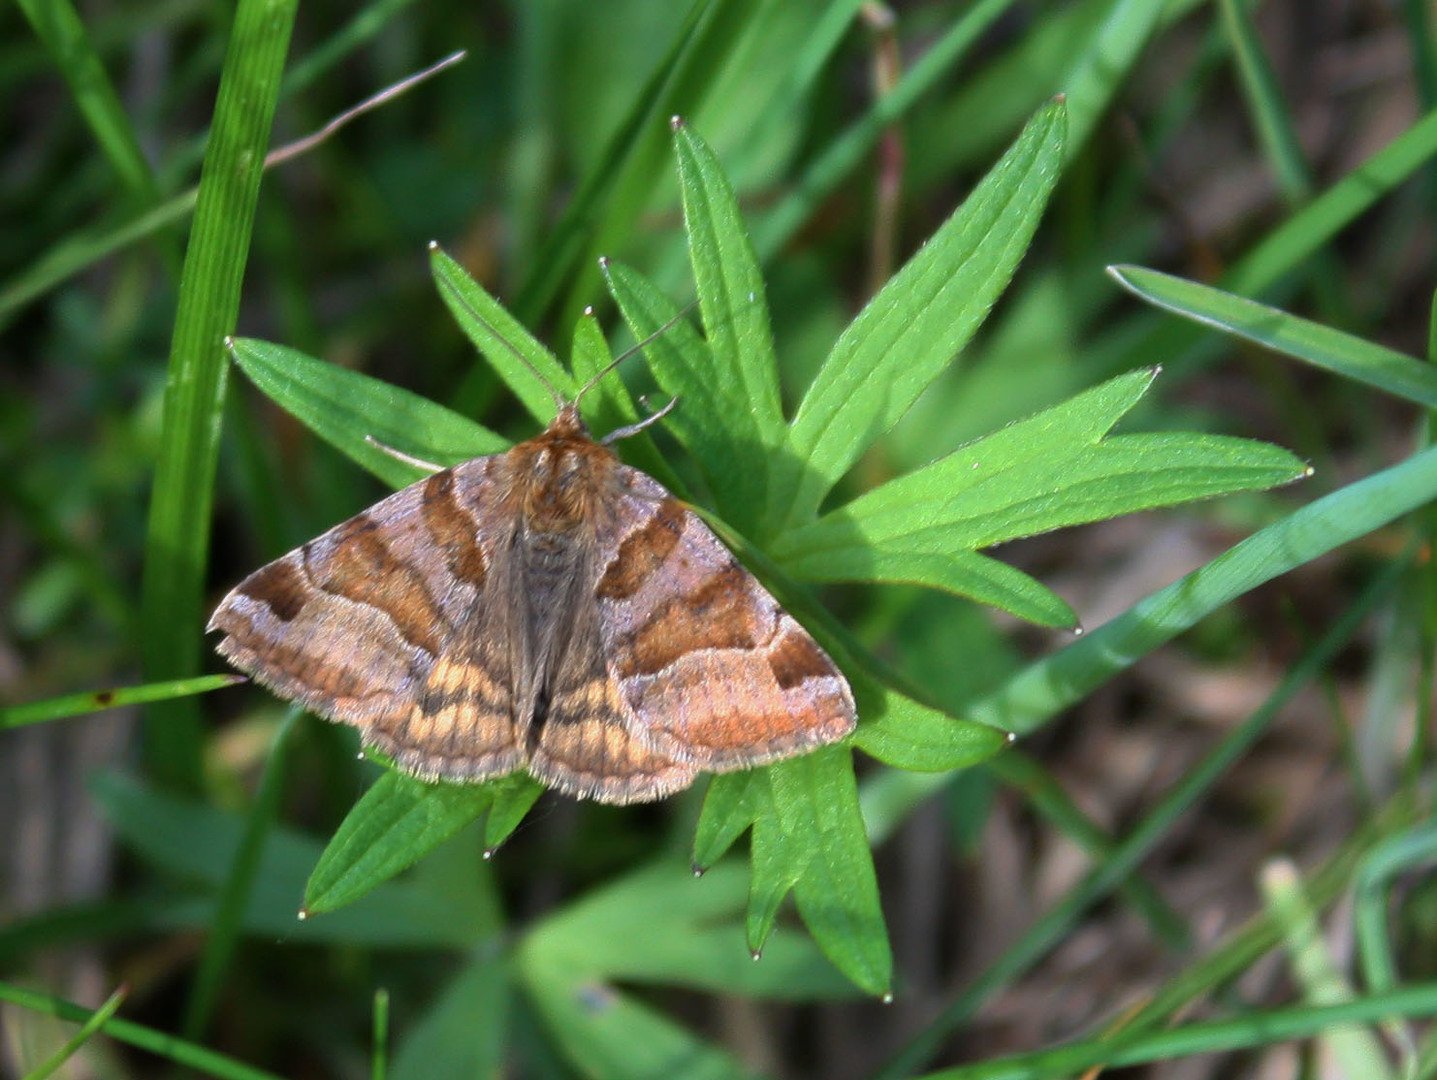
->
[208,348,856,804]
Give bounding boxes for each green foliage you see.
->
[11,3,1437,1077]
[202,113,1308,1002]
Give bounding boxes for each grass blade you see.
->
[967,443,1437,738]
[0,980,281,1080]
[20,983,128,1080]
[1109,265,1437,408]
[925,986,1437,1080]
[1260,860,1393,1080]
[14,0,157,199]
[182,711,301,1042]
[1059,0,1171,151]
[510,0,713,322]
[1106,107,1437,378]
[0,675,243,730]
[138,0,297,791]
[1219,0,1312,201]
[877,560,1403,1078]
[752,0,1023,258]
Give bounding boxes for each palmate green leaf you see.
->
[228,338,508,489]
[964,440,1437,740]
[671,119,786,537]
[1109,265,1437,408]
[806,547,1074,628]
[304,771,541,915]
[694,749,891,996]
[773,98,1068,532]
[772,369,1309,621]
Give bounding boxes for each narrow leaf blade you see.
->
[229,338,507,489]
[1110,264,1437,409]
[431,244,572,422]
[672,120,786,521]
[778,99,1067,529]
[304,772,496,914]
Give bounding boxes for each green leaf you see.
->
[521,963,747,1080]
[789,547,1076,629]
[305,771,533,914]
[774,98,1067,531]
[1219,0,1313,202]
[430,244,574,422]
[694,749,892,996]
[775,369,1308,619]
[228,338,507,489]
[524,861,852,999]
[603,258,754,518]
[138,0,298,791]
[391,956,509,1080]
[92,773,489,947]
[0,674,243,730]
[568,310,687,495]
[851,679,1011,772]
[691,770,766,871]
[671,120,786,535]
[0,980,281,1080]
[520,860,853,1080]
[570,307,636,436]
[484,775,546,851]
[15,0,157,200]
[1109,265,1437,409]
[771,750,890,995]
[967,440,1437,739]
[19,982,129,1080]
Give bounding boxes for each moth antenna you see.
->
[572,299,699,407]
[429,242,568,412]
[363,435,445,474]
[600,395,679,445]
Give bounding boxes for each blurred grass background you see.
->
[4,0,1437,1076]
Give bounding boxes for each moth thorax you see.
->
[523,441,606,528]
